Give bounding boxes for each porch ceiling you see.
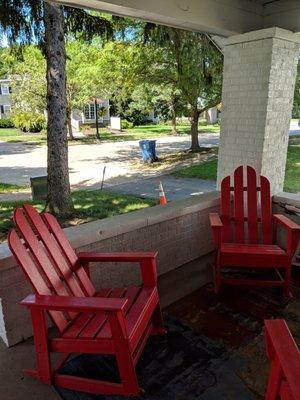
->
[53,0,300,37]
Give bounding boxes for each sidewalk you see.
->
[105,175,216,201]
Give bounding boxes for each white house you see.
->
[0,76,111,130]
[0,78,12,119]
[71,99,110,131]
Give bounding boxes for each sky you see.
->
[0,35,8,47]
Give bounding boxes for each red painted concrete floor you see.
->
[166,271,300,398]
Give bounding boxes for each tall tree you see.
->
[44,2,72,216]
[0,1,112,216]
[142,26,223,151]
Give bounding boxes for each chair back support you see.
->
[8,204,96,333]
[221,165,272,244]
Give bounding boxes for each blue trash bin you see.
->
[139,140,158,163]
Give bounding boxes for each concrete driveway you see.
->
[105,175,217,201]
[0,121,297,201]
[0,133,219,190]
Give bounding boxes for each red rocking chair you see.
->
[265,319,300,400]
[209,165,300,296]
[8,204,165,396]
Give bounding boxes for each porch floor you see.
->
[1,264,300,400]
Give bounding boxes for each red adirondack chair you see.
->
[265,319,300,400]
[209,165,300,296]
[8,204,165,396]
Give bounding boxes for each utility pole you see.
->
[94,98,100,139]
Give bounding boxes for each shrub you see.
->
[121,119,134,130]
[0,118,14,128]
[11,112,46,133]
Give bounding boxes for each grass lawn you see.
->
[0,120,219,144]
[172,140,300,193]
[0,128,47,144]
[0,190,156,242]
[0,182,30,193]
[81,120,219,143]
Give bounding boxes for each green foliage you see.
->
[0,118,14,128]
[121,119,134,129]
[293,61,300,118]
[172,158,218,180]
[0,189,156,242]
[11,112,46,132]
[97,106,107,118]
[0,182,29,193]
[0,127,46,143]
[284,141,300,193]
[9,45,46,114]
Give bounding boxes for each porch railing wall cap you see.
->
[0,191,221,271]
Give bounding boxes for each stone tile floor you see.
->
[166,271,300,398]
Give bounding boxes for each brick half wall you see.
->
[0,192,220,346]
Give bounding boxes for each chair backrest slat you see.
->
[247,166,259,244]
[220,165,272,244]
[8,229,69,332]
[221,176,231,242]
[233,166,245,243]
[43,212,95,296]
[260,176,272,244]
[21,204,86,297]
[14,209,71,298]
[8,204,98,333]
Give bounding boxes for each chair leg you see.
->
[30,309,52,385]
[265,357,282,400]
[152,304,166,335]
[115,344,140,396]
[109,311,141,396]
[214,253,221,295]
[283,265,292,298]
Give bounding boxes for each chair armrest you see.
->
[21,294,127,313]
[209,213,223,247]
[273,214,300,231]
[77,251,158,287]
[265,319,300,400]
[273,214,300,255]
[77,251,158,263]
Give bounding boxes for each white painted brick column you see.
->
[217,27,300,193]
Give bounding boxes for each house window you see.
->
[3,105,11,115]
[1,84,10,95]
[84,104,96,120]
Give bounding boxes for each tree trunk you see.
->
[67,106,74,140]
[190,108,200,151]
[170,98,177,135]
[44,2,73,217]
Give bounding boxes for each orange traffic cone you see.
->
[158,181,167,205]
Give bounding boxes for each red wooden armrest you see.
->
[77,251,158,287]
[265,319,300,400]
[273,214,300,231]
[21,294,127,313]
[209,213,223,247]
[209,213,223,228]
[77,251,158,263]
[273,214,300,255]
